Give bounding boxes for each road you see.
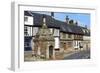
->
[64,50,90,59]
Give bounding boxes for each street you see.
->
[64,50,90,59]
[24,50,90,61]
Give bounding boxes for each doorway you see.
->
[49,45,53,59]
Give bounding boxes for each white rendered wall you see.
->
[53,29,59,36]
[83,36,90,41]
[24,16,33,25]
[54,37,60,48]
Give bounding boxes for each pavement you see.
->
[24,51,46,61]
[24,49,90,61]
[64,50,90,59]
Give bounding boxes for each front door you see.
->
[49,45,53,59]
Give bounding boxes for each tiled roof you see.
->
[31,12,60,29]
[24,11,33,16]
[24,11,90,36]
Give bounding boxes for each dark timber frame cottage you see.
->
[24,11,90,59]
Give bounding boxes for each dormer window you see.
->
[82,29,86,33]
[86,29,89,33]
[62,33,66,38]
[24,16,28,22]
[24,16,33,25]
[68,34,71,38]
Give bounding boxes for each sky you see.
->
[33,11,90,28]
[54,12,90,28]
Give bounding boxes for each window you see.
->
[79,35,82,39]
[24,26,28,36]
[82,29,86,33]
[68,34,71,38]
[24,42,30,47]
[54,29,59,36]
[63,33,66,38]
[24,26,27,31]
[24,16,28,22]
[67,42,72,47]
[49,28,54,34]
[74,35,76,39]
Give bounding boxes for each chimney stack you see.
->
[69,19,74,25]
[85,25,87,28]
[51,12,54,18]
[43,15,46,23]
[75,21,78,26]
[66,16,69,24]
[42,14,47,28]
